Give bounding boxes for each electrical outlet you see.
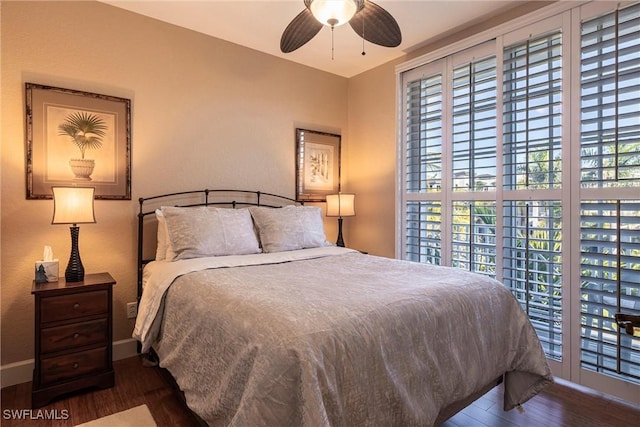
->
[126,302,138,319]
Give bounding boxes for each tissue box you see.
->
[35,260,59,283]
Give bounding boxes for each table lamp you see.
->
[52,186,96,282]
[326,193,355,247]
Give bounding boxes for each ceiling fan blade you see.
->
[349,0,401,48]
[280,8,324,53]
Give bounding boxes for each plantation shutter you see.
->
[501,29,565,360]
[502,201,563,359]
[580,6,640,188]
[452,57,498,192]
[405,73,443,194]
[451,202,497,277]
[406,201,442,265]
[503,32,563,190]
[579,4,640,382]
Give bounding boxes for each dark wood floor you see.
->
[2,356,639,426]
[1,356,199,427]
[440,378,640,427]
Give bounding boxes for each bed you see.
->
[133,189,553,426]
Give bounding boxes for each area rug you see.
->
[74,404,157,427]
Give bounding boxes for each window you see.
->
[579,5,640,382]
[501,30,565,360]
[503,32,563,191]
[452,57,498,192]
[581,7,640,189]
[398,2,640,392]
[580,200,640,381]
[503,200,563,359]
[405,73,443,194]
[406,201,442,265]
[451,201,497,276]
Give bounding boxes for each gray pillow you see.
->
[161,206,261,260]
[249,206,329,253]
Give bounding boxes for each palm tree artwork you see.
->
[58,111,107,181]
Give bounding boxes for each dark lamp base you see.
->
[65,225,85,282]
[65,266,85,282]
[336,217,345,248]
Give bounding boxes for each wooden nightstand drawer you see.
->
[40,290,108,323]
[40,346,108,385]
[32,273,115,408]
[40,319,108,354]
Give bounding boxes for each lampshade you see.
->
[309,0,358,27]
[326,193,356,217]
[52,186,96,225]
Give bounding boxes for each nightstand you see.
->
[31,272,116,408]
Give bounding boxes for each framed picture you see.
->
[25,83,131,200]
[295,128,341,202]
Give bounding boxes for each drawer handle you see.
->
[73,303,80,310]
[73,362,79,369]
[73,333,80,339]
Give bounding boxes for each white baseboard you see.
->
[0,358,34,389]
[112,338,139,362]
[0,338,138,389]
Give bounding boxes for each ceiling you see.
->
[102,1,523,78]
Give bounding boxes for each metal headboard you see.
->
[137,189,301,302]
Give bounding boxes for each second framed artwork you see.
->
[295,128,341,202]
[25,83,131,200]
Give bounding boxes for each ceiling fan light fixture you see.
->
[309,0,358,27]
[280,0,400,54]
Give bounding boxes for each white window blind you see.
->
[503,32,563,190]
[405,74,443,193]
[581,6,640,188]
[503,200,563,359]
[501,30,564,358]
[580,200,640,381]
[452,57,498,191]
[579,4,640,383]
[405,201,442,265]
[451,202,497,277]
[399,2,640,393]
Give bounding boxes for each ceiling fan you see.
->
[280,0,402,55]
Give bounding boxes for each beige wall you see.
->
[1,1,348,365]
[344,62,398,258]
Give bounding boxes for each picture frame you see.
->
[25,83,131,200]
[295,128,341,202]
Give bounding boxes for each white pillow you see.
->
[249,205,329,253]
[154,209,177,261]
[161,206,261,260]
[155,209,167,260]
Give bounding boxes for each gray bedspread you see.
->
[148,251,552,426]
